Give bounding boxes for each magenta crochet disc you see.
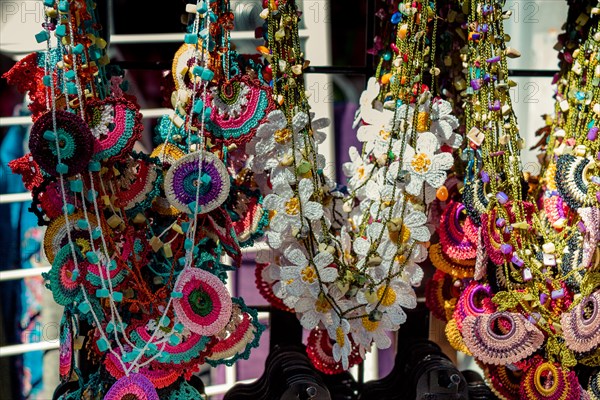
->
[104,374,159,400]
[173,268,233,336]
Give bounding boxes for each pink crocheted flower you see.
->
[104,374,159,400]
[173,268,233,336]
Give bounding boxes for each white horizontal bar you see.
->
[257,312,269,320]
[110,30,308,45]
[141,108,172,119]
[0,267,51,282]
[0,341,59,357]
[205,379,255,396]
[0,115,31,126]
[241,243,268,254]
[0,108,172,127]
[0,192,32,204]
[111,33,183,44]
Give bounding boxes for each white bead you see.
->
[467,127,485,145]
[542,243,555,254]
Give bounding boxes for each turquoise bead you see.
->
[63,203,75,215]
[65,70,76,80]
[86,251,99,264]
[55,25,67,37]
[43,130,56,141]
[71,269,79,281]
[190,135,201,144]
[72,43,84,55]
[106,321,115,333]
[161,316,171,326]
[199,28,209,39]
[96,288,109,298]
[197,0,208,13]
[192,65,204,76]
[92,228,102,240]
[172,291,183,299]
[112,292,123,302]
[200,173,212,186]
[35,30,50,43]
[201,68,214,81]
[58,1,69,12]
[88,161,101,171]
[174,322,184,333]
[203,107,212,119]
[184,33,198,44]
[193,99,204,114]
[42,76,53,87]
[78,301,90,314]
[76,219,89,230]
[188,201,198,213]
[66,82,78,95]
[56,163,69,174]
[86,189,98,202]
[122,351,137,362]
[169,335,181,345]
[96,338,109,352]
[184,239,193,250]
[89,46,102,61]
[69,179,83,192]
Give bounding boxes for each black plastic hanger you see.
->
[360,339,469,400]
[224,345,330,400]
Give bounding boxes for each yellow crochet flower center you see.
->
[274,128,292,144]
[362,316,380,332]
[301,265,317,284]
[377,286,397,307]
[411,153,432,173]
[285,197,300,215]
[379,129,391,140]
[395,254,407,264]
[315,295,331,313]
[389,224,411,244]
[336,326,346,347]
[357,165,366,179]
[417,111,430,132]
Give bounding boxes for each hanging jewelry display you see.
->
[251,0,462,373]
[6,0,265,397]
[434,0,600,397]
